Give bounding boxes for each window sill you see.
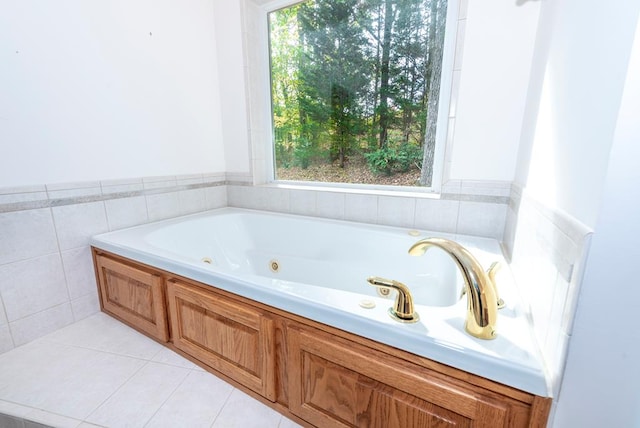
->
[260,180,442,200]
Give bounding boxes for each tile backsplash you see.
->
[227,179,510,239]
[504,183,592,397]
[0,174,227,353]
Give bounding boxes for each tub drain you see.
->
[201,257,214,265]
[269,260,280,273]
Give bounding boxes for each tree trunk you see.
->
[378,0,394,149]
[420,0,447,186]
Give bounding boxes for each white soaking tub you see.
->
[91,207,548,396]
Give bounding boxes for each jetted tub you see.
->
[91,207,549,396]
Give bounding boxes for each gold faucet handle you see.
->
[457,261,504,309]
[487,262,505,309]
[366,276,419,323]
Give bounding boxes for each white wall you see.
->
[518,0,640,228]
[449,0,539,182]
[552,18,640,426]
[0,0,225,187]
[510,0,640,425]
[212,0,252,176]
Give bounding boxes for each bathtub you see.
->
[91,207,548,396]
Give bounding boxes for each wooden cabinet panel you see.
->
[288,326,513,428]
[95,254,168,342]
[93,251,550,427]
[166,279,276,401]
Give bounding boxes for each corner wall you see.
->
[507,0,640,425]
[552,16,640,428]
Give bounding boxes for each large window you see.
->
[268,0,450,188]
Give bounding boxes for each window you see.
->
[268,0,452,189]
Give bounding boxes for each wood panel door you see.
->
[288,326,514,428]
[95,254,169,342]
[166,279,276,400]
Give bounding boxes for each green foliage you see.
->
[365,142,423,176]
[293,137,315,169]
[365,145,396,176]
[396,142,423,172]
[269,0,448,184]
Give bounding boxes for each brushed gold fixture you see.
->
[459,261,505,309]
[487,261,505,309]
[201,257,213,264]
[408,238,498,340]
[367,277,419,323]
[269,260,280,273]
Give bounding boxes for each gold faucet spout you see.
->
[408,238,498,340]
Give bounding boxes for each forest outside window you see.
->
[268,0,450,188]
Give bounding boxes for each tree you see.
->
[297,0,369,167]
[269,0,448,185]
[419,0,447,186]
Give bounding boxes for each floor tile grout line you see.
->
[47,206,75,316]
[208,385,237,428]
[82,359,153,425]
[36,338,162,365]
[141,366,194,428]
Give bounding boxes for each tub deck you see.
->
[90,208,549,397]
[0,313,302,428]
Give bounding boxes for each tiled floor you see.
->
[0,313,302,428]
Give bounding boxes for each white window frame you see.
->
[243,0,459,194]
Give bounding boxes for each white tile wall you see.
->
[456,200,507,240]
[316,191,346,220]
[263,186,290,213]
[146,192,181,222]
[69,293,100,322]
[143,176,178,190]
[504,186,592,397]
[0,185,48,205]
[345,193,379,224]
[61,247,96,300]
[51,202,109,250]
[377,196,416,228]
[46,181,102,200]
[0,209,58,265]
[227,182,508,240]
[100,177,144,195]
[0,254,68,322]
[0,174,227,355]
[179,188,208,215]
[289,189,317,216]
[204,185,228,210]
[104,196,149,230]
[9,303,74,347]
[414,197,459,233]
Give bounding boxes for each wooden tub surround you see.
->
[93,248,551,427]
